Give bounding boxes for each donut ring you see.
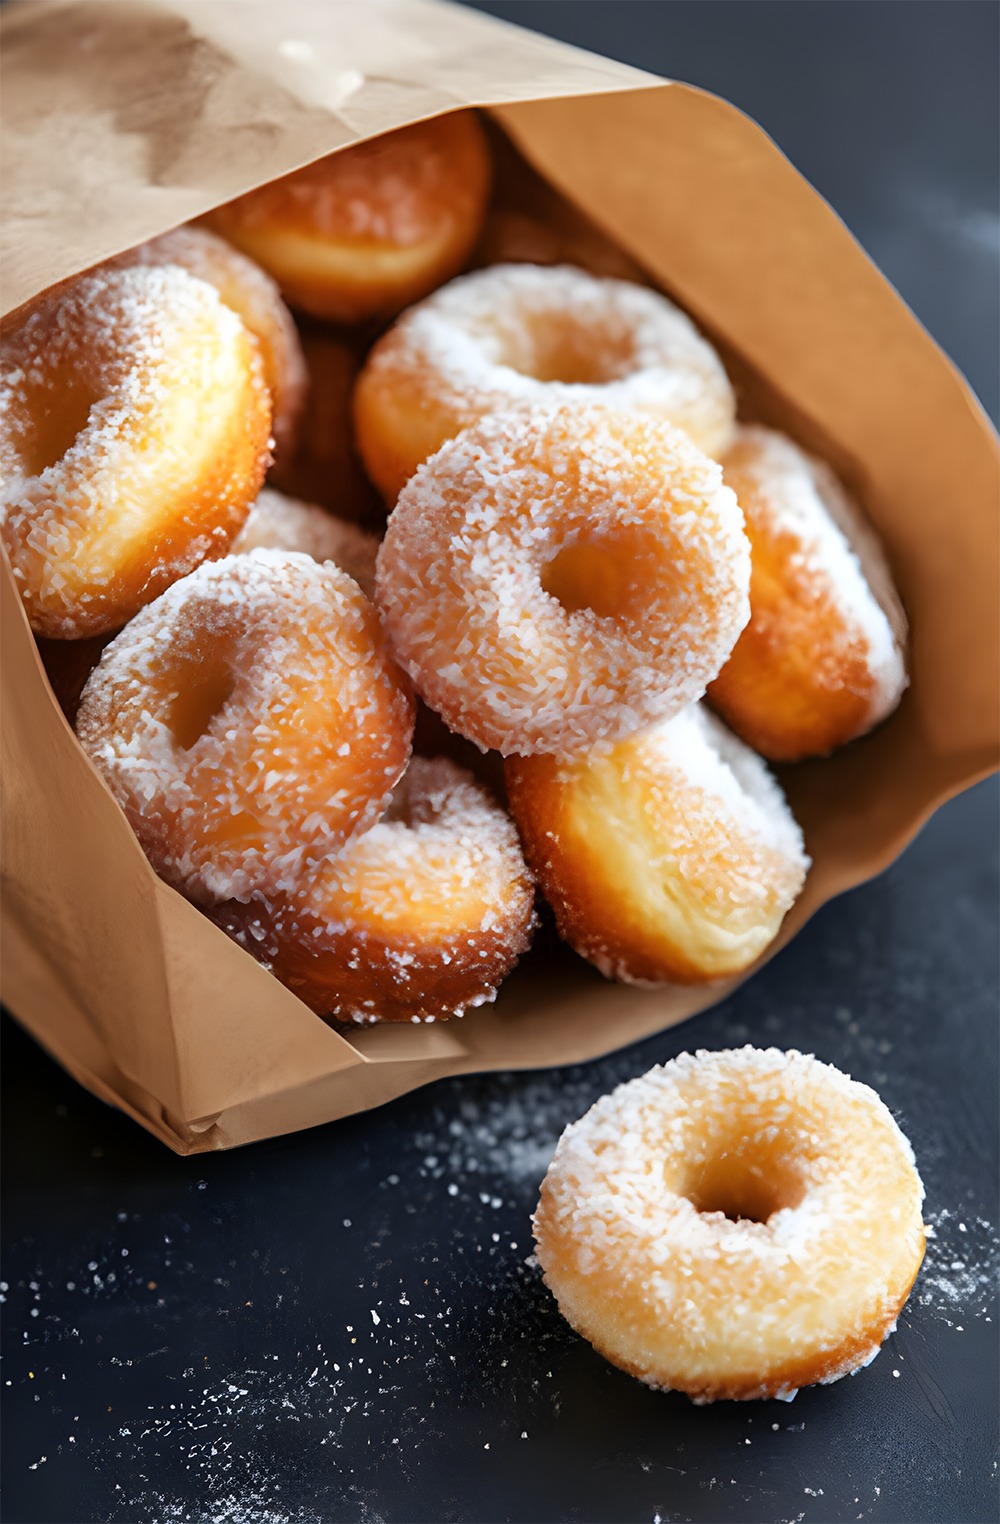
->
[376,407,751,757]
[533,1047,926,1403]
[507,705,809,983]
[215,757,536,1024]
[709,426,909,760]
[233,488,379,599]
[205,112,492,324]
[1,265,271,639]
[108,226,307,455]
[76,550,414,904]
[354,263,736,502]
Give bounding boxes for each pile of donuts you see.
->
[1,109,909,1027]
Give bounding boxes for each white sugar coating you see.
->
[376,406,751,757]
[726,426,908,722]
[232,488,380,597]
[76,550,413,904]
[229,755,536,1023]
[0,263,271,637]
[365,263,736,456]
[534,1047,926,1401]
[641,706,809,869]
[108,225,307,448]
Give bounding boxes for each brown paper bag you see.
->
[2,0,997,1153]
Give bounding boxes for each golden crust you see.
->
[1,265,272,639]
[506,707,808,984]
[205,113,492,323]
[709,426,908,760]
[533,1048,926,1403]
[214,757,536,1023]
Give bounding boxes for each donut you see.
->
[233,488,379,599]
[375,407,751,757]
[506,705,809,983]
[354,263,736,503]
[214,757,536,1024]
[76,550,414,904]
[107,225,307,455]
[709,426,909,760]
[267,322,381,521]
[533,1047,926,1403]
[1,265,272,639]
[205,112,492,324]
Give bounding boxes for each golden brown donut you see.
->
[107,225,307,455]
[76,550,414,905]
[506,704,809,983]
[709,426,909,760]
[354,262,736,503]
[533,1047,926,1402]
[215,757,535,1023]
[1,264,271,639]
[232,488,379,599]
[204,112,492,323]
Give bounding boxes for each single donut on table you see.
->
[76,550,414,905]
[205,112,492,324]
[214,756,536,1024]
[1,265,271,639]
[506,704,809,984]
[106,225,307,455]
[533,1047,926,1403]
[708,425,909,760]
[354,263,736,503]
[232,487,379,599]
[267,321,382,522]
[375,407,750,757]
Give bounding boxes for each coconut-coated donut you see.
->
[354,263,736,503]
[76,550,414,905]
[205,112,492,324]
[1,265,272,639]
[376,407,750,757]
[233,488,379,599]
[709,426,909,760]
[107,225,307,455]
[506,705,809,984]
[533,1047,926,1403]
[214,757,536,1024]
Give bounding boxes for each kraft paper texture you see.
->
[2,0,997,1152]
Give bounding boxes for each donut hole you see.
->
[500,310,637,385]
[20,375,101,477]
[542,528,664,621]
[683,1138,806,1224]
[168,658,237,751]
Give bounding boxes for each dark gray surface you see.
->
[2,4,998,1522]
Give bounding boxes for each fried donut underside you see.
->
[506,708,808,984]
[533,1049,925,1402]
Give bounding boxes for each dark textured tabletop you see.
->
[2,4,998,1523]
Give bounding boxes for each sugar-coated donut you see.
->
[214,757,536,1024]
[205,112,492,323]
[233,488,379,599]
[354,263,736,502]
[709,426,909,760]
[506,705,809,983]
[268,321,381,521]
[376,407,750,757]
[107,225,307,454]
[76,550,414,904]
[1,265,271,639]
[533,1047,926,1403]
